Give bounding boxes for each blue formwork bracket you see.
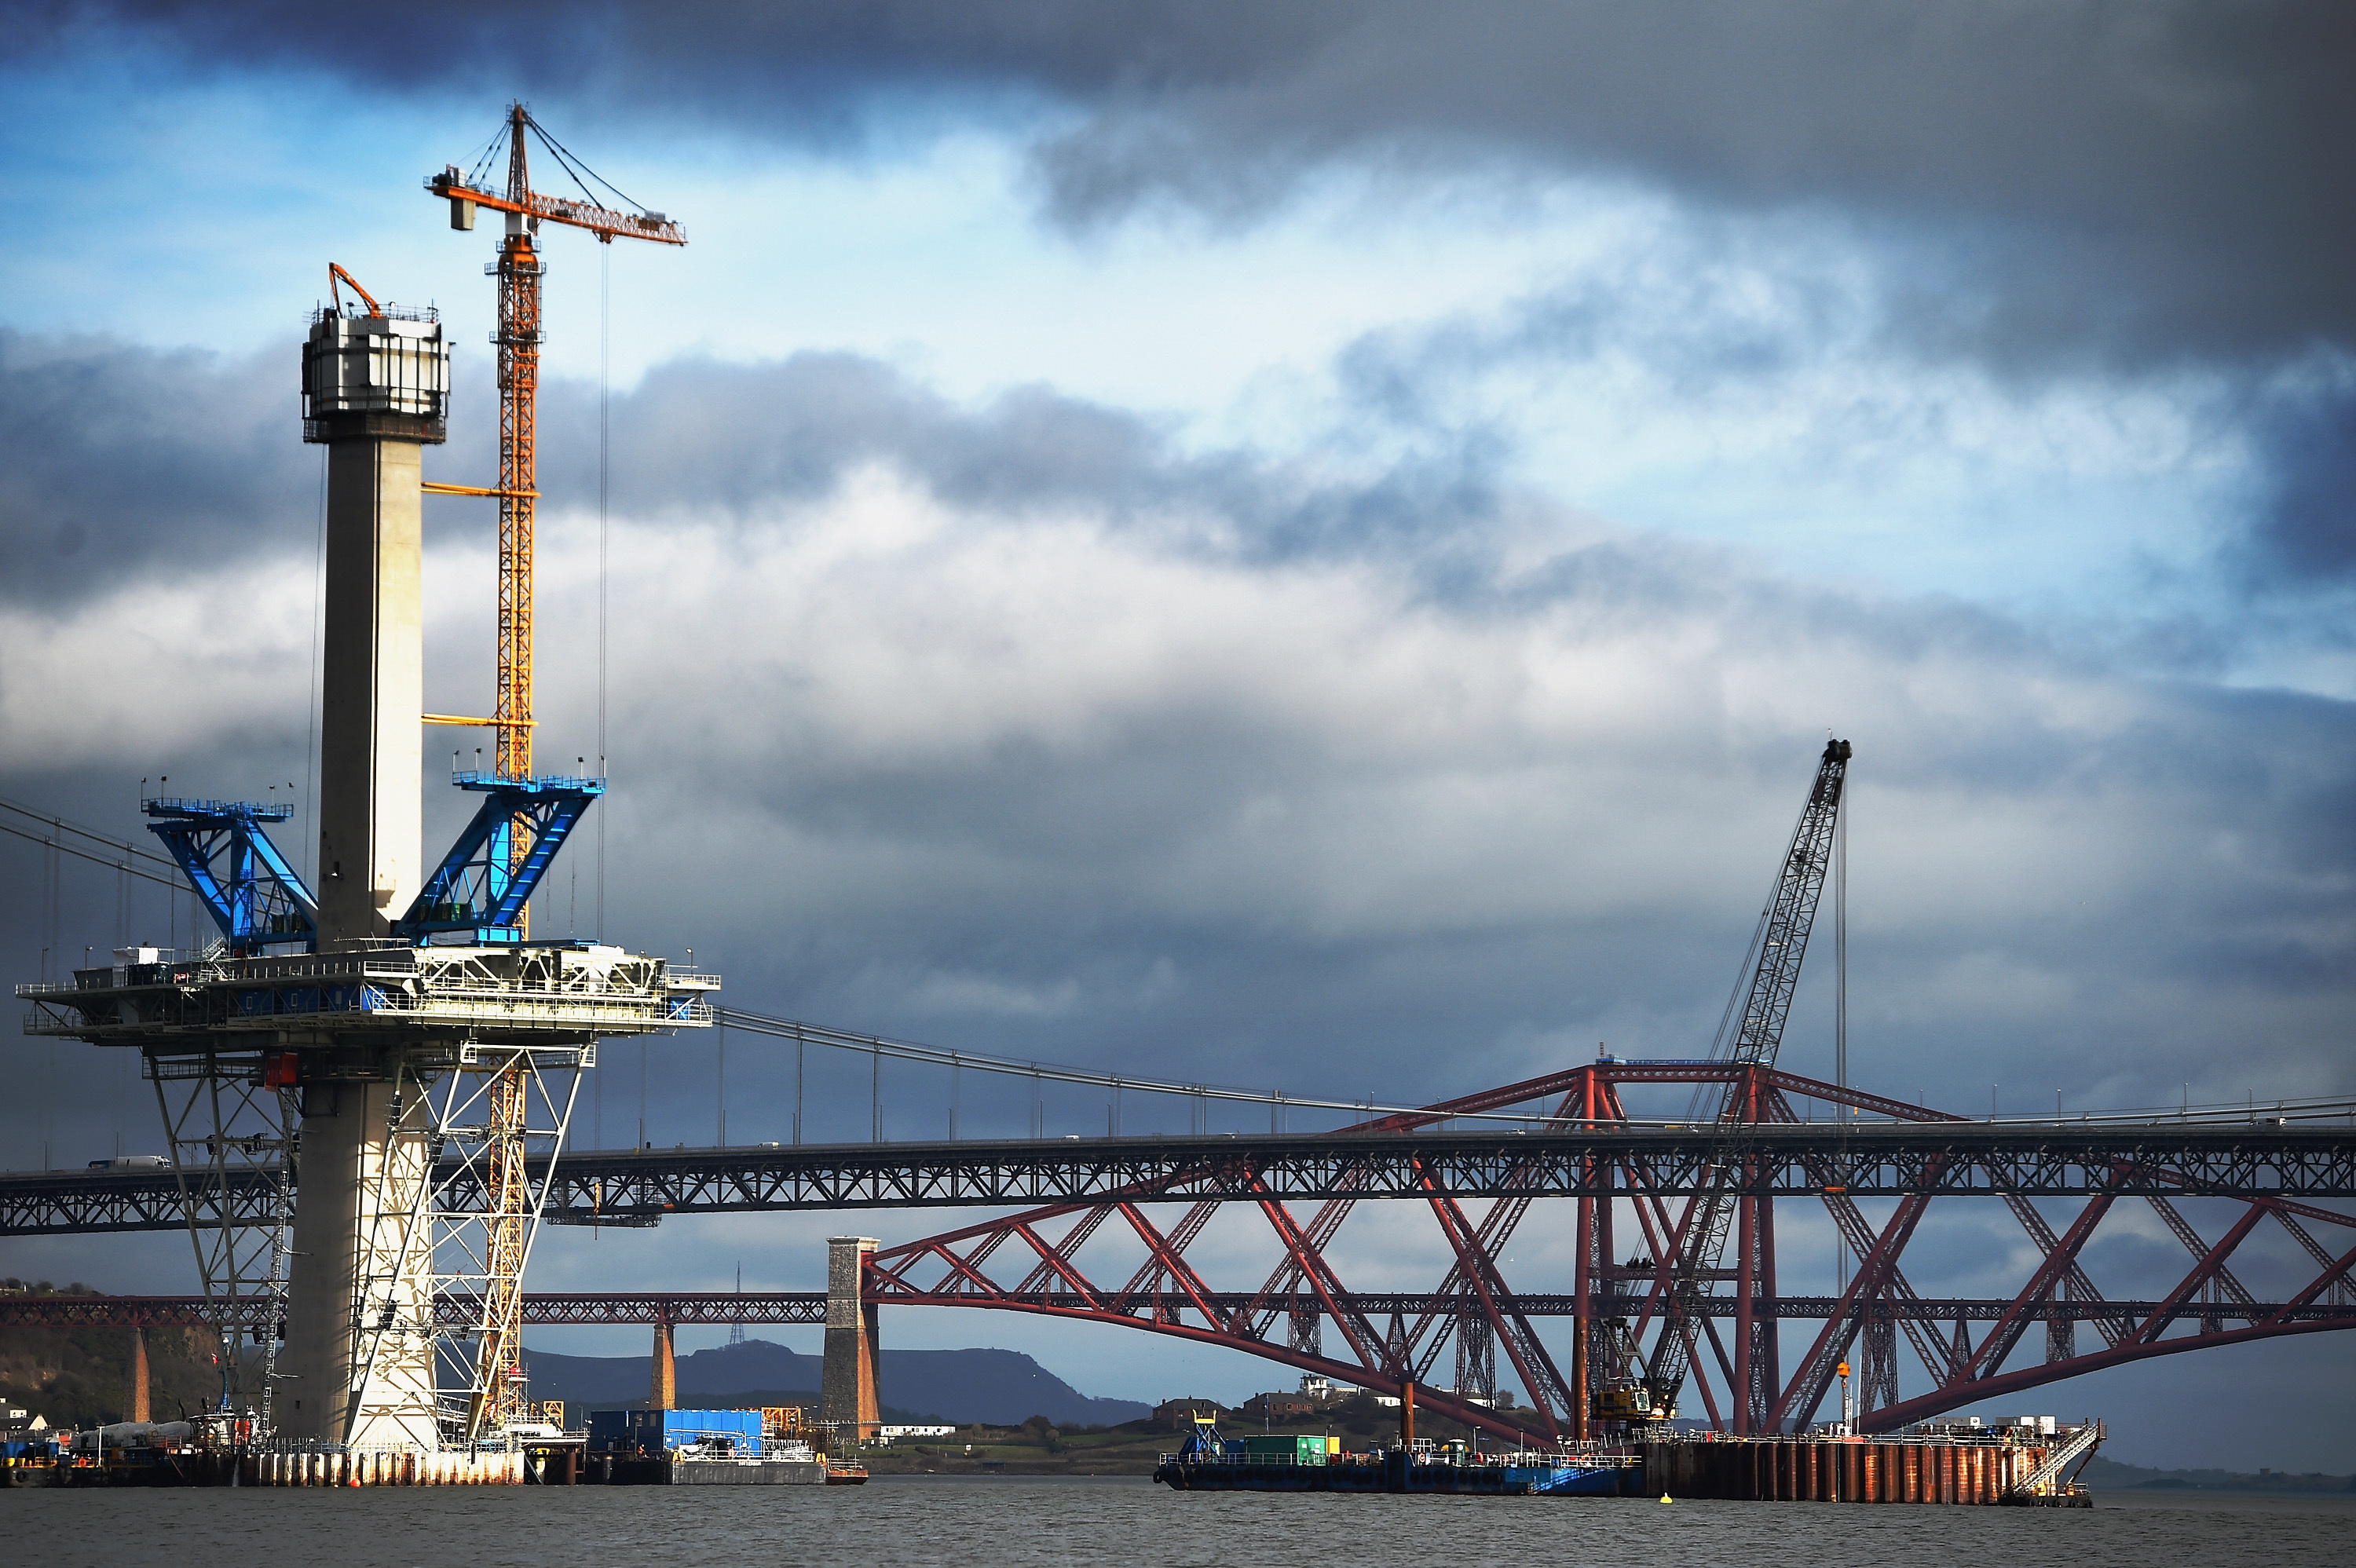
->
[397,772,605,942]
[144,798,320,956]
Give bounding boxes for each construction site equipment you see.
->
[397,771,604,943]
[22,944,712,1446]
[423,104,685,848]
[2007,1418,2102,1501]
[7,240,709,1449]
[141,799,318,956]
[415,113,682,1431]
[1621,738,1851,1431]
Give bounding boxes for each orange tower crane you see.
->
[423,106,682,1435]
[425,102,686,887]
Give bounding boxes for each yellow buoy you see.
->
[1659,1493,1674,1504]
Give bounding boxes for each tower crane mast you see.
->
[422,106,682,1437]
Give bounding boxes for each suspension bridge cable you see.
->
[712,1006,2356,1131]
[0,820,181,893]
[715,1008,1557,1128]
[0,795,181,876]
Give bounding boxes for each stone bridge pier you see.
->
[821,1236,880,1442]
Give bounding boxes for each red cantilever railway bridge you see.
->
[857,1061,2356,1442]
[9,1058,2353,1446]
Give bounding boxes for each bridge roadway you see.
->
[6,1121,2353,1235]
[4,1291,2346,1330]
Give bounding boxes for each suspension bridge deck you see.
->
[5,1121,2352,1234]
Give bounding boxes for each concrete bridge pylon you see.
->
[276,302,448,1449]
[16,281,716,1450]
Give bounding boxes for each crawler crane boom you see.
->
[1632,738,1851,1430]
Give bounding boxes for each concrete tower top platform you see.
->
[17,943,715,1058]
[302,305,449,445]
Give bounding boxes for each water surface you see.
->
[6,1475,2350,1567]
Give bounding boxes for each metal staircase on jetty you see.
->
[2007,1420,2103,1502]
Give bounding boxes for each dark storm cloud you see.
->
[0,329,1505,612]
[546,353,1173,518]
[9,324,2343,1144]
[23,2,2352,582]
[22,1,2351,371]
[1030,3,2356,373]
[0,330,309,603]
[534,351,1508,568]
[0,328,518,608]
[2248,378,2356,584]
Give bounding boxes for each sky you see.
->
[1,2,2352,1468]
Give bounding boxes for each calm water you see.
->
[5,1477,2351,1566]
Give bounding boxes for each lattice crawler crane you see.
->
[1601,738,1851,1433]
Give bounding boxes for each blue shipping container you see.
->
[587,1408,764,1456]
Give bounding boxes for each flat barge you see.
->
[1636,1421,2101,1506]
[1158,1447,1639,1496]
[1155,1414,1641,1497]
[586,1453,854,1486]
[1154,1405,2101,1506]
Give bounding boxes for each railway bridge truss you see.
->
[10,1058,2352,1445]
[855,1062,2356,1442]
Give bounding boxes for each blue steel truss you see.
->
[144,798,320,955]
[397,772,605,943]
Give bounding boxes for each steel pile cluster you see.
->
[1641,1429,2089,1506]
[5,1438,531,1487]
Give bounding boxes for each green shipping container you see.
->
[1242,1435,1329,1466]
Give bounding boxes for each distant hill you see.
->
[518,1339,1149,1428]
[2080,1456,2356,1494]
